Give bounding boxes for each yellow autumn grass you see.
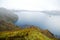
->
[0,28,57,40]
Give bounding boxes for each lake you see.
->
[14,11,60,37]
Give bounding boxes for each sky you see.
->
[0,0,60,11]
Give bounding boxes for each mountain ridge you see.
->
[0,8,18,23]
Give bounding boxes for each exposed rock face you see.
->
[0,8,18,23]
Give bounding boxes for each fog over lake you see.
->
[14,11,60,36]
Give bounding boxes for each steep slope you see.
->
[0,27,52,40]
[0,20,20,31]
[41,30,54,38]
[22,25,57,39]
[0,21,58,40]
[0,8,18,23]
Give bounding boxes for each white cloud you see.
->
[0,0,60,11]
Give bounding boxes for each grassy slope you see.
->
[0,28,57,40]
[0,20,58,40]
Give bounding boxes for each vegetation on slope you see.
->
[0,28,53,40]
[0,22,58,40]
[22,25,56,38]
[0,20,58,40]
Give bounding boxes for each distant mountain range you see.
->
[41,11,60,15]
[12,10,60,15]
